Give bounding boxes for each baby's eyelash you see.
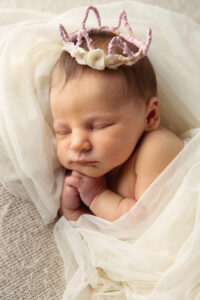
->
[55,129,71,135]
[93,123,114,129]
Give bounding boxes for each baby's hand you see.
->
[65,171,106,207]
[60,172,81,212]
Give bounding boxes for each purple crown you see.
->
[59,6,152,70]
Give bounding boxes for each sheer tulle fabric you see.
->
[55,128,200,299]
[0,2,200,298]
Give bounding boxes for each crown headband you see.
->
[59,6,152,70]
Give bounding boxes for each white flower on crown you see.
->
[63,42,139,70]
[64,42,87,64]
[64,43,106,70]
[85,49,105,70]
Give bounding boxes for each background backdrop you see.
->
[0,0,199,23]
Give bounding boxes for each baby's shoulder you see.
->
[135,127,184,177]
[140,127,183,153]
[133,127,184,199]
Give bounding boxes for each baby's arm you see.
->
[65,171,136,221]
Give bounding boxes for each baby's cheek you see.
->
[99,137,128,161]
[56,143,68,168]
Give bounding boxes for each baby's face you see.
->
[50,70,147,177]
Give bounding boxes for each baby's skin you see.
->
[50,70,184,221]
[60,128,184,221]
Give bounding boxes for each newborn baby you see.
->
[50,31,184,221]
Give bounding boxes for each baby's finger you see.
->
[65,174,81,187]
[71,170,83,178]
[61,185,81,210]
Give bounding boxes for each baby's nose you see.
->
[69,132,91,152]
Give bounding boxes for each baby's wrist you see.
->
[89,187,107,209]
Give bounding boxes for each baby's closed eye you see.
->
[92,122,115,130]
[54,125,71,136]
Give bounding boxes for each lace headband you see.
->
[59,6,152,70]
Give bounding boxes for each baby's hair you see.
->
[50,31,157,101]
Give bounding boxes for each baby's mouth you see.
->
[74,160,98,165]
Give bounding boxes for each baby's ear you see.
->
[144,97,160,132]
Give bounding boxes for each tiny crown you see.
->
[59,6,152,70]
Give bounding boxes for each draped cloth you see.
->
[55,128,200,299]
[0,1,200,299]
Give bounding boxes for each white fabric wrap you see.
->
[0,10,65,223]
[0,1,200,299]
[55,128,200,299]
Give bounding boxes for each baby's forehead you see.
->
[50,69,138,119]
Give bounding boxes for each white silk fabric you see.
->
[0,1,200,299]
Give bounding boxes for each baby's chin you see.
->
[68,165,107,178]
